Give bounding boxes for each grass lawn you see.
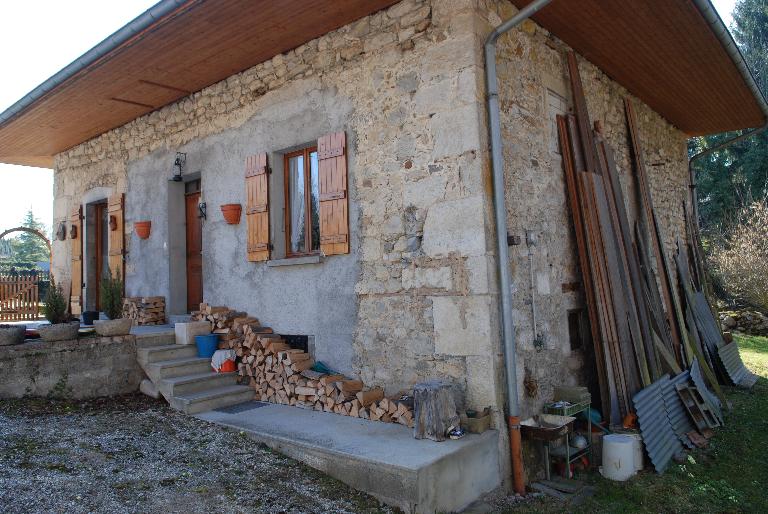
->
[511,334,767,514]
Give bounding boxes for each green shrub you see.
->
[709,198,768,312]
[43,277,68,324]
[100,267,124,320]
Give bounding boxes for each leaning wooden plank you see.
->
[625,98,684,363]
[596,133,653,385]
[558,114,611,420]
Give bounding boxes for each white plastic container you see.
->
[616,431,645,471]
[600,434,637,481]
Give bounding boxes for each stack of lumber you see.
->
[556,51,727,425]
[122,296,166,325]
[236,325,414,427]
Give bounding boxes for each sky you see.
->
[0,0,739,236]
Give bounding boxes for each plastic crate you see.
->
[543,399,591,417]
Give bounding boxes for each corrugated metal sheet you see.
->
[633,375,683,473]
[718,342,759,389]
[690,358,724,424]
[664,371,695,449]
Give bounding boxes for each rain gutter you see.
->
[0,0,193,128]
[483,0,554,496]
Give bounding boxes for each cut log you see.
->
[356,388,384,407]
[413,380,460,441]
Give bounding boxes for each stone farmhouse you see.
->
[1,0,764,510]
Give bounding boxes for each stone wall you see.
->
[51,0,505,419]
[49,0,695,483]
[489,1,690,416]
[0,336,142,398]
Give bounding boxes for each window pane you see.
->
[309,151,320,252]
[289,154,305,254]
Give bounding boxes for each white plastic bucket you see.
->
[616,431,644,471]
[600,434,637,481]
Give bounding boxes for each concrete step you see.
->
[196,403,501,514]
[149,356,212,380]
[162,371,238,396]
[138,344,197,365]
[173,384,253,414]
[134,332,176,349]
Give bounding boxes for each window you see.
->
[284,147,320,255]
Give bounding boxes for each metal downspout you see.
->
[484,0,554,496]
[687,0,768,224]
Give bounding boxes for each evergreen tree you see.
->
[9,208,50,265]
[692,0,768,234]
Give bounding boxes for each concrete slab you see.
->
[196,402,501,513]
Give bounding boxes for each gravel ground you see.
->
[0,394,396,514]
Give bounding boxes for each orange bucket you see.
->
[219,359,236,373]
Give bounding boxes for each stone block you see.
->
[402,266,452,290]
[429,104,481,159]
[431,296,492,356]
[422,196,487,257]
[175,321,212,346]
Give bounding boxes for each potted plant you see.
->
[94,268,132,336]
[220,203,242,224]
[134,220,151,239]
[38,277,80,342]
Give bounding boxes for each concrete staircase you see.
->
[136,332,252,414]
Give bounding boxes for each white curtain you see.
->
[290,155,305,253]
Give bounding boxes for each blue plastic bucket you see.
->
[195,334,219,358]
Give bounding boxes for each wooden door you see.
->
[94,202,109,310]
[185,185,203,312]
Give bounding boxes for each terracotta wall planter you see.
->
[220,204,242,225]
[135,221,151,239]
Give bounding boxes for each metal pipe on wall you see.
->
[483,0,554,496]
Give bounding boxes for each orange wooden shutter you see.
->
[70,206,83,315]
[108,193,125,281]
[246,153,270,262]
[317,131,349,255]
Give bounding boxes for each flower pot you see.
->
[94,318,133,336]
[0,325,26,346]
[82,311,99,325]
[38,322,80,342]
[220,204,242,225]
[135,221,151,239]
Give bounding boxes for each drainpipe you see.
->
[687,0,768,224]
[484,0,554,496]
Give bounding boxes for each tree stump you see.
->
[413,380,460,441]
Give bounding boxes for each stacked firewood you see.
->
[237,324,414,427]
[190,303,261,350]
[123,296,166,325]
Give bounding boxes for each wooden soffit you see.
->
[0,0,397,168]
[512,0,765,136]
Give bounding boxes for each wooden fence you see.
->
[0,273,41,321]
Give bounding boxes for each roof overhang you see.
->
[0,0,398,168]
[1,0,765,168]
[511,0,767,136]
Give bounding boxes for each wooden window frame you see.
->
[283,146,319,257]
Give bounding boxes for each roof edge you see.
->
[0,0,192,129]
[692,0,768,125]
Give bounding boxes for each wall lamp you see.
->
[171,152,186,182]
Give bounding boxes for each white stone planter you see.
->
[0,325,26,346]
[94,318,133,336]
[38,322,80,342]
